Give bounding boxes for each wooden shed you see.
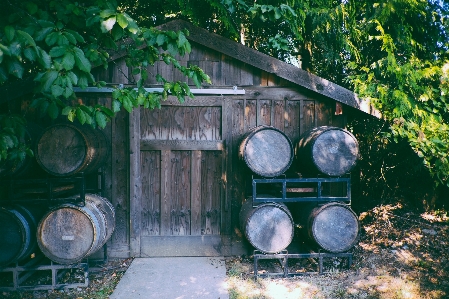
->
[2,20,374,259]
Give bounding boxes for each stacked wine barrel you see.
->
[239,125,360,254]
[0,122,115,266]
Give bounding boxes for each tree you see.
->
[2,0,449,188]
[0,0,210,163]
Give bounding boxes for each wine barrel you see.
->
[306,202,359,253]
[37,194,115,264]
[239,126,293,177]
[0,205,40,266]
[35,123,109,176]
[239,197,294,253]
[296,126,359,176]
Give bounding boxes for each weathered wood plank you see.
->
[272,99,285,131]
[244,99,257,131]
[316,101,333,127]
[141,140,224,151]
[257,99,272,126]
[160,150,171,236]
[201,151,221,235]
[140,151,161,236]
[140,236,222,257]
[110,110,129,253]
[284,100,301,144]
[169,151,191,235]
[301,100,315,135]
[129,107,141,256]
[190,150,202,235]
[160,96,223,107]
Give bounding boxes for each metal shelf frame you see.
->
[252,175,351,205]
[0,257,88,291]
[253,250,353,278]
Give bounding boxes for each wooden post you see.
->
[129,108,141,257]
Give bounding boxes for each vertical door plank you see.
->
[140,151,161,236]
[272,100,285,131]
[244,100,257,131]
[160,150,171,235]
[190,150,202,235]
[301,100,315,135]
[130,108,141,256]
[257,99,272,126]
[285,100,301,144]
[169,151,191,235]
[201,151,221,235]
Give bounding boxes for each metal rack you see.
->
[250,174,353,276]
[252,175,351,205]
[0,255,88,291]
[0,169,106,290]
[0,169,105,207]
[253,250,353,278]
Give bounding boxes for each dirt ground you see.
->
[1,203,448,299]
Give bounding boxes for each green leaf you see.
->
[45,32,59,46]
[51,85,64,97]
[111,25,124,40]
[156,34,167,46]
[7,59,24,79]
[95,111,107,128]
[112,99,121,112]
[37,48,51,69]
[100,9,116,18]
[63,87,73,98]
[35,27,54,42]
[23,47,37,62]
[66,29,84,43]
[17,30,36,47]
[76,108,87,124]
[9,42,21,57]
[78,75,88,88]
[123,96,133,113]
[63,32,77,45]
[67,71,78,85]
[49,46,67,57]
[99,106,114,118]
[47,101,59,119]
[62,106,72,115]
[41,70,59,92]
[73,47,91,72]
[5,26,15,42]
[117,13,129,29]
[62,52,75,70]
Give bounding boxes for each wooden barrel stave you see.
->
[239,197,294,253]
[37,194,115,264]
[0,205,40,266]
[239,126,293,177]
[36,123,109,177]
[296,126,359,176]
[306,202,359,253]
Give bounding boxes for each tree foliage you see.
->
[0,0,210,162]
[1,0,449,188]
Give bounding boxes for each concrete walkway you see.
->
[110,257,229,299]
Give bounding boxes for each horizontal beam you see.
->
[141,140,224,151]
[73,87,245,95]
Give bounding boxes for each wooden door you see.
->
[132,97,225,256]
